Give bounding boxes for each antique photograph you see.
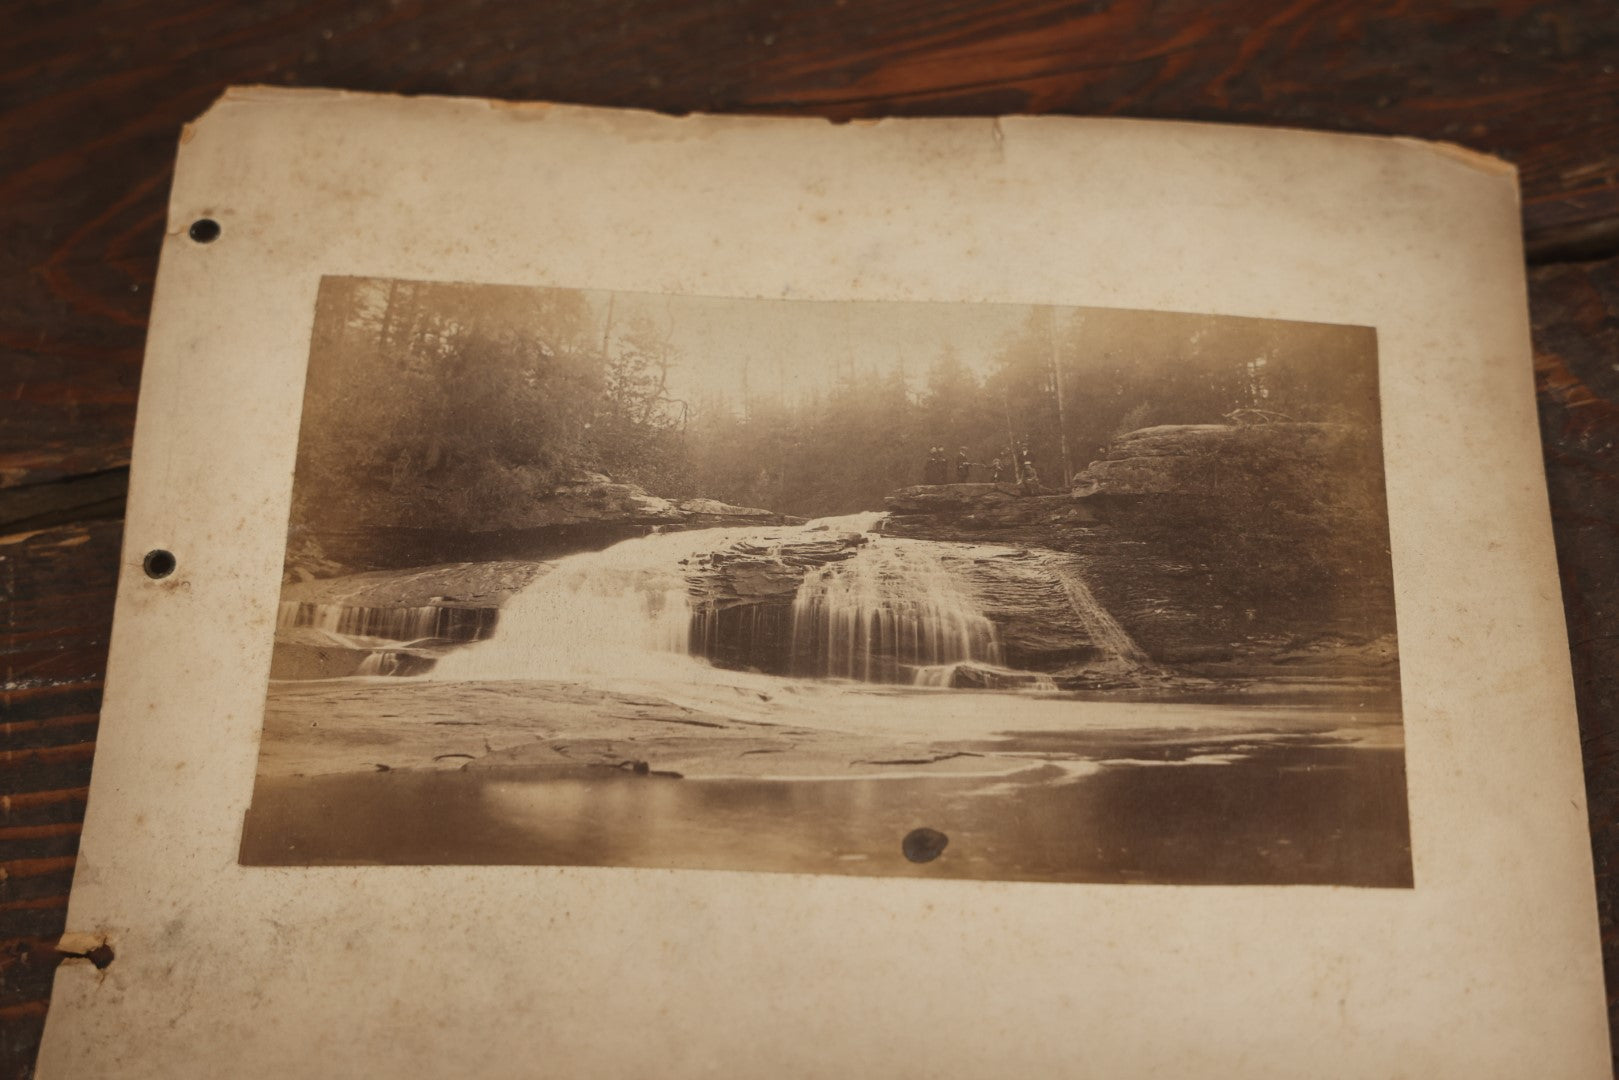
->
[241,276,1408,885]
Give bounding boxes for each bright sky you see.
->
[584,289,1038,406]
[576,289,1372,411]
[576,288,1373,410]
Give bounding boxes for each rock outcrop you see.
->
[290,472,786,578]
[273,524,875,681]
[884,486,1098,546]
[685,531,870,672]
[275,423,1400,692]
[886,422,1400,683]
[271,562,542,679]
[281,560,548,609]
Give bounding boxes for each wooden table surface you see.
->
[4,2,1617,1074]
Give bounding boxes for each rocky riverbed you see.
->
[253,671,1400,782]
[271,424,1401,690]
[243,674,1409,884]
[245,419,1409,882]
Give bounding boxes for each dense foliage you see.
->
[292,278,1383,528]
[293,278,690,529]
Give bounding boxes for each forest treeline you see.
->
[292,278,1381,528]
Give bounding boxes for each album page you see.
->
[37,87,1609,1078]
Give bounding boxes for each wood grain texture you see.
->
[1,522,120,1077]
[5,0,1619,493]
[2,1,1618,1076]
[1532,256,1619,1029]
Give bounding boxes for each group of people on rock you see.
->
[922,444,1042,492]
[921,446,971,485]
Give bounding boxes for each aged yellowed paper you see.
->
[38,88,1608,1076]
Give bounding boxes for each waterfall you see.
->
[420,514,1142,690]
[276,600,495,644]
[802,510,887,534]
[789,538,1003,683]
[1041,554,1150,666]
[430,529,705,681]
[914,663,1057,691]
[358,651,407,676]
[429,513,1010,687]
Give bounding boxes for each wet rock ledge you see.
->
[884,421,1401,682]
[287,472,789,580]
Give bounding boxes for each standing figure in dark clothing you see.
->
[955,446,973,483]
[923,446,945,485]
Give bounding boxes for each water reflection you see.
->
[242,742,1411,887]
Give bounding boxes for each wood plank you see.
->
[4,0,1618,487]
[1530,256,1619,1035]
[0,522,119,1075]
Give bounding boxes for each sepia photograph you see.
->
[240,275,1408,886]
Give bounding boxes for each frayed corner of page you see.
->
[1393,136,1517,180]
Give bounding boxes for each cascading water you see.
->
[272,600,497,678]
[802,510,888,535]
[1041,553,1151,667]
[430,528,710,681]
[789,538,1003,683]
[277,600,494,644]
[423,511,1141,691]
[357,651,408,676]
[912,663,1058,691]
[430,512,1009,686]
